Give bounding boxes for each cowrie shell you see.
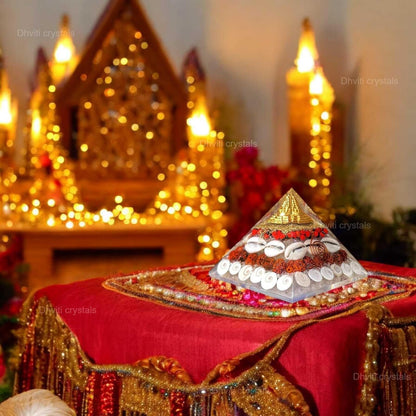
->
[351,261,366,276]
[321,266,334,280]
[284,242,307,260]
[276,274,293,291]
[229,262,242,275]
[331,264,343,277]
[308,268,322,282]
[264,240,285,257]
[245,237,267,254]
[321,237,341,253]
[250,266,265,283]
[304,239,314,254]
[217,259,230,276]
[261,272,278,290]
[295,271,311,287]
[341,262,353,277]
[238,265,253,281]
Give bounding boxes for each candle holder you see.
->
[287,19,335,211]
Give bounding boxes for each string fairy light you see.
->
[0,28,228,263]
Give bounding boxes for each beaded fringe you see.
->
[16,294,416,415]
[377,317,416,416]
[356,305,416,416]
[13,296,311,416]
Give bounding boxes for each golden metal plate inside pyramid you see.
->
[209,188,368,303]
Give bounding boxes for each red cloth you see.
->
[35,261,416,416]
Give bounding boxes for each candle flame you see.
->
[297,47,315,73]
[54,39,75,64]
[0,88,12,125]
[187,99,211,137]
[53,15,75,64]
[295,18,319,73]
[51,15,76,83]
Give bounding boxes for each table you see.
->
[1,223,202,289]
[13,261,416,416]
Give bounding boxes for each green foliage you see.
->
[0,278,14,309]
[0,372,13,402]
[331,207,416,267]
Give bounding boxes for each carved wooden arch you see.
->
[55,0,187,184]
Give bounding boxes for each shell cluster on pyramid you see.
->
[209,188,368,302]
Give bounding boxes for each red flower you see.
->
[234,146,258,167]
[226,146,290,246]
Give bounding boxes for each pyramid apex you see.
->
[268,188,312,225]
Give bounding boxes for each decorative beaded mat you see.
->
[103,264,416,321]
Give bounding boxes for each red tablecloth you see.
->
[33,261,416,416]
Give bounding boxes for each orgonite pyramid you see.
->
[209,188,368,302]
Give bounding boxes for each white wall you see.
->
[346,0,416,216]
[0,0,414,216]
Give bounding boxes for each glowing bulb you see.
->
[31,109,42,142]
[311,123,321,134]
[47,216,56,227]
[309,179,318,188]
[66,221,74,229]
[309,72,324,95]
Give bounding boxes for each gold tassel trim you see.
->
[13,296,313,415]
